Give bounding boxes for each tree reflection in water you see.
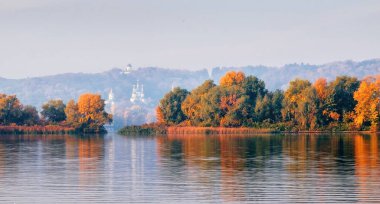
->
[0,133,378,202]
[156,133,380,202]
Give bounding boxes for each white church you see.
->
[130,80,145,104]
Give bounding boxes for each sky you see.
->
[0,0,379,79]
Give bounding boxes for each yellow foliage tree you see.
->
[65,99,80,128]
[0,94,23,125]
[219,71,245,87]
[314,78,327,100]
[353,76,380,131]
[282,79,312,122]
[76,93,112,132]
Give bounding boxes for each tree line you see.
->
[156,71,380,131]
[0,93,112,133]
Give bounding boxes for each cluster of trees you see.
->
[157,71,380,131]
[0,93,112,133]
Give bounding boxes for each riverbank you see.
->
[0,125,76,134]
[118,124,377,136]
[166,127,277,134]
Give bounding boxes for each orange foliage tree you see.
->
[220,71,245,87]
[353,76,380,130]
[75,93,112,133]
[65,99,80,129]
[156,106,165,124]
[314,78,327,100]
[314,78,339,124]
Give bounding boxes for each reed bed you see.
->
[0,125,76,134]
[167,127,277,135]
[118,123,167,136]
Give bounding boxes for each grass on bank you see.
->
[166,126,277,134]
[118,121,375,136]
[118,123,280,136]
[118,123,167,136]
[0,125,76,134]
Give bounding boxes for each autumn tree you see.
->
[180,72,276,127]
[281,79,323,130]
[219,87,248,127]
[220,71,245,87]
[181,80,216,126]
[41,99,66,123]
[77,93,112,132]
[157,87,189,125]
[0,94,41,126]
[313,78,332,126]
[0,94,23,125]
[156,106,165,124]
[353,75,380,130]
[314,78,328,100]
[297,87,320,130]
[154,71,367,131]
[282,79,312,123]
[64,99,81,129]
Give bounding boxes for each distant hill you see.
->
[0,68,209,110]
[0,58,379,125]
[211,58,380,90]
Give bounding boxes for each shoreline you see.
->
[118,125,378,136]
[168,128,377,135]
[0,125,76,134]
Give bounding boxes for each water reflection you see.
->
[354,134,380,202]
[0,133,379,202]
[156,133,380,202]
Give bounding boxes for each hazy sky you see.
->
[0,0,379,78]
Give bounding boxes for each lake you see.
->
[0,133,379,203]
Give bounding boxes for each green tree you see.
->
[157,87,189,125]
[270,90,284,122]
[254,94,272,122]
[196,86,224,127]
[242,75,267,105]
[181,80,216,126]
[21,105,40,125]
[41,100,66,123]
[326,76,360,122]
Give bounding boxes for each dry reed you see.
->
[167,126,276,135]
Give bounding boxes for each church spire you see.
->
[130,81,146,104]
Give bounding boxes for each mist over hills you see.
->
[0,58,379,116]
[211,58,380,90]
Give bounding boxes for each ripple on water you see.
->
[0,133,378,203]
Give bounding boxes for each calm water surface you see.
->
[0,133,379,203]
